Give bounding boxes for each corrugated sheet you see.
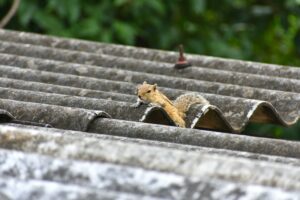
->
[0,30,299,132]
[1,124,300,200]
[0,29,300,199]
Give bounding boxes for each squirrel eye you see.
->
[147,90,151,93]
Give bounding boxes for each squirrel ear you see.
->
[153,83,157,91]
[143,81,147,84]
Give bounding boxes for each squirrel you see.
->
[132,81,210,128]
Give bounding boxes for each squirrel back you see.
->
[174,93,210,119]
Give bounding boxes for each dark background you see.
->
[1,0,300,139]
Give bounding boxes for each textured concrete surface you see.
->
[1,125,300,192]
[0,125,300,199]
[1,29,300,80]
[1,52,300,94]
[6,123,300,166]
[1,103,300,158]
[0,98,110,131]
[0,148,299,200]
[0,62,298,131]
[0,51,299,112]
[0,177,161,200]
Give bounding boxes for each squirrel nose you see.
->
[138,95,141,99]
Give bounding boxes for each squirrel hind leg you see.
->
[178,111,186,119]
[176,121,186,128]
[173,117,186,128]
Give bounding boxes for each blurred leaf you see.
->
[66,0,80,23]
[191,0,206,14]
[101,30,113,43]
[76,18,101,37]
[147,1,165,15]
[0,0,7,6]
[113,21,136,44]
[18,1,37,26]
[33,11,64,33]
[114,0,129,7]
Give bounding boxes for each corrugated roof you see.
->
[0,29,300,199]
[0,30,299,132]
[1,124,300,199]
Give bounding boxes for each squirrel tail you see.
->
[173,93,210,118]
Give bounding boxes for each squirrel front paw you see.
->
[131,98,145,108]
[130,102,141,108]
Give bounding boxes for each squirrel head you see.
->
[136,81,158,103]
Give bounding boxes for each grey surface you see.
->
[0,147,299,200]
[0,77,136,102]
[1,29,300,80]
[0,52,298,118]
[1,99,300,158]
[0,149,189,199]
[1,125,300,192]
[6,123,300,166]
[0,98,110,131]
[0,62,298,132]
[0,87,153,122]
[1,49,300,93]
[88,118,300,158]
[0,177,162,200]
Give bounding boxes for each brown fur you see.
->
[173,93,210,119]
[136,82,210,128]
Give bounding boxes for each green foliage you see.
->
[244,122,300,141]
[1,0,300,139]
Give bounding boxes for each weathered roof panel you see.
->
[0,140,299,200]
[1,29,300,79]
[0,37,299,132]
[1,41,300,93]
[1,125,300,192]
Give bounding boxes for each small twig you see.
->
[0,0,20,29]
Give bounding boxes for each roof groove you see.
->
[0,77,136,102]
[0,98,112,131]
[0,57,299,131]
[0,76,298,132]
[8,123,300,166]
[0,42,300,94]
[2,125,300,192]
[2,125,300,198]
[2,56,300,109]
[0,149,195,200]
[1,101,300,158]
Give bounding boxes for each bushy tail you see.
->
[173,93,210,118]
